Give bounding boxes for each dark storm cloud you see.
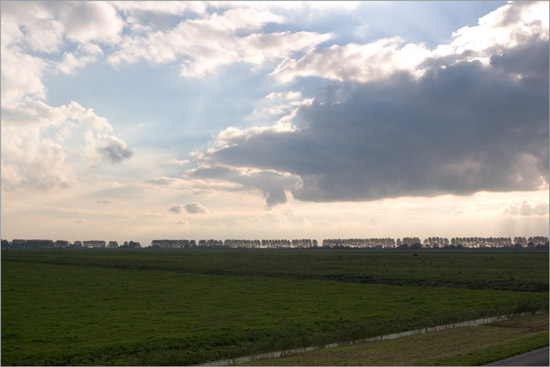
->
[187,166,298,207]
[199,37,549,204]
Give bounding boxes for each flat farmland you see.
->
[2,249,548,365]
[3,249,548,291]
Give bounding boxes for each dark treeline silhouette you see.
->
[2,236,548,250]
[2,239,140,249]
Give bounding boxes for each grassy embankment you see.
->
[2,249,548,365]
[243,313,549,366]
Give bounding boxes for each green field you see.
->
[2,249,548,365]
[3,248,548,291]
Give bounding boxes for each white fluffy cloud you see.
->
[247,91,313,125]
[1,2,133,193]
[0,2,123,109]
[272,1,549,84]
[111,1,208,16]
[1,2,65,53]
[0,46,48,110]
[58,2,123,43]
[108,6,330,78]
[272,38,431,83]
[1,101,133,192]
[1,124,77,192]
[440,1,549,55]
[1,2,122,52]
[58,43,104,75]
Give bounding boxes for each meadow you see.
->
[3,248,548,291]
[2,249,548,365]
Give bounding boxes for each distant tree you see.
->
[410,242,422,250]
[127,241,141,248]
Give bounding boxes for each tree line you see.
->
[3,236,548,249]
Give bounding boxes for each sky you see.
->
[1,1,548,245]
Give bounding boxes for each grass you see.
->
[3,248,548,291]
[243,313,549,366]
[2,257,548,366]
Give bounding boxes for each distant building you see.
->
[107,241,118,248]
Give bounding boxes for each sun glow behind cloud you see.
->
[1,1,548,245]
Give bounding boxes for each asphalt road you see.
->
[485,347,549,366]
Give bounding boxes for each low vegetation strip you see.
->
[2,261,547,365]
[2,249,548,291]
[206,313,540,366]
[243,313,549,366]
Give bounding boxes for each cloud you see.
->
[272,2,548,84]
[97,136,134,164]
[58,2,123,44]
[107,6,331,78]
[191,30,548,204]
[186,166,298,208]
[168,205,184,214]
[0,2,120,109]
[272,37,431,83]
[1,101,133,191]
[111,1,208,17]
[1,124,78,192]
[184,202,208,214]
[442,1,548,54]
[1,2,64,53]
[1,2,122,52]
[504,201,549,217]
[168,202,208,214]
[146,177,184,187]
[246,90,313,127]
[57,43,104,75]
[168,158,190,166]
[0,46,48,110]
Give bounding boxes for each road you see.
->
[485,347,549,366]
